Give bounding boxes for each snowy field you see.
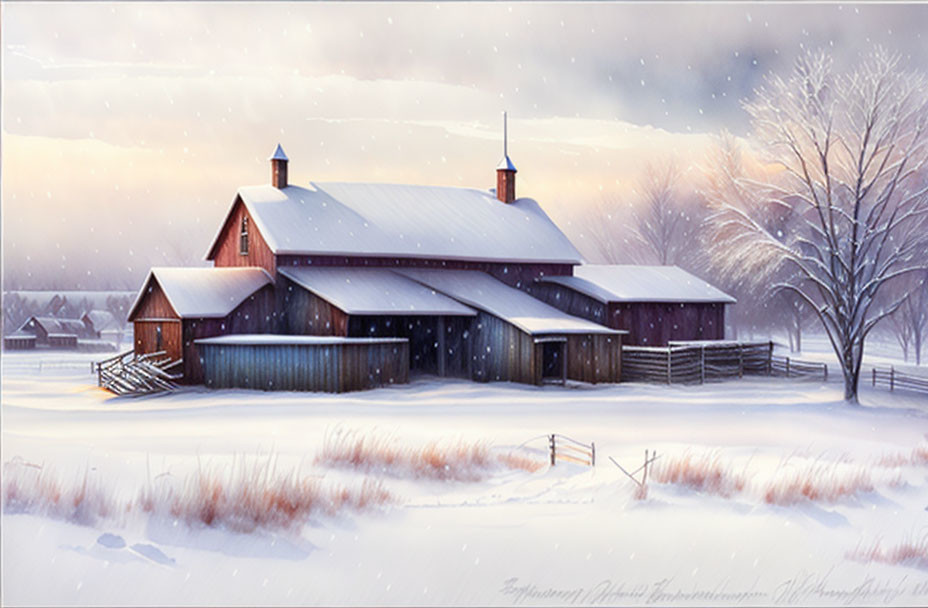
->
[2,344,928,607]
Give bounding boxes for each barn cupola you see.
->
[496,111,517,204]
[270,143,289,189]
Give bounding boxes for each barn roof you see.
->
[539,265,736,304]
[397,269,622,336]
[19,316,88,336]
[206,182,582,264]
[279,267,476,316]
[128,267,273,320]
[82,310,119,332]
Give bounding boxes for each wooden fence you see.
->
[95,349,182,395]
[622,341,828,384]
[548,434,595,467]
[871,366,928,396]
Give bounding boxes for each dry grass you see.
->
[763,463,874,506]
[876,446,928,468]
[138,457,394,533]
[848,534,928,570]
[2,458,122,526]
[316,430,544,481]
[651,452,747,498]
[3,456,393,534]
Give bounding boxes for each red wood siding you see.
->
[608,302,725,346]
[134,320,182,361]
[130,279,179,321]
[211,198,276,276]
[278,276,349,337]
[275,255,571,288]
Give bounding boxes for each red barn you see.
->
[126,138,734,391]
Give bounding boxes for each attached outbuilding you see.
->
[127,267,275,383]
[3,332,36,350]
[196,334,410,393]
[529,265,736,346]
[398,269,625,385]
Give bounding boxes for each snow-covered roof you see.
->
[279,267,476,316]
[206,182,581,264]
[497,155,517,171]
[269,144,288,161]
[196,334,408,346]
[396,269,622,336]
[19,316,88,336]
[539,265,736,304]
[128,267,273,320]
[82,310,119,332]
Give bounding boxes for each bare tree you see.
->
[887,272,928,364]
[633,161,686,265]
[703,48,928,403]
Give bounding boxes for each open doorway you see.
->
[541,340,566,385]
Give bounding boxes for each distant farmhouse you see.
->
[127,129,734,392]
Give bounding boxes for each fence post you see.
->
[667,348,672,385]
[890,366,895,392]
[549,434,556,466]
[872,367,876,387]
[785,357,790,378]
[768,341,773,376]
[700,346,706,385]
[591,442,596,467]
[823,363,828,382]
[738,344,744,378]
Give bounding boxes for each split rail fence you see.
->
[94,349,182,395]
[622,341,827,384]
[548,434,595,467]
[871,367,928,396]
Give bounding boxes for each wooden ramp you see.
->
[95,350,182,396]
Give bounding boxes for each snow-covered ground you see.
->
[2,344,927,606]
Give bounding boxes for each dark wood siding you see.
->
[129,279,178,321]
[347,315,471,378]
[180,284,278,384]
[211,198,276,276]
[608,302,725,346]
[470,313,540,384]
[199,340,409,393]
[528,282,725,346]
[278,276,349,336]
[275,255,571,289]
[565,334,622,383]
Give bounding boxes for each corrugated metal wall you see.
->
[200,340,410,393]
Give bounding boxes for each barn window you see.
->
[239,216,249,255]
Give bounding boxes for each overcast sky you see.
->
[3,2,927,289]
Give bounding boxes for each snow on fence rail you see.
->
[871,367,928,396]
[621,341,827,384]
[548,434,595,467]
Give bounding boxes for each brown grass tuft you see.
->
[848,534,928,570]
[651,452,747,498]
[316,430,544,481]
[763,464,873,506]
[2,459,117,526]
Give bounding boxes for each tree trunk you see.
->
[841,344,861,404]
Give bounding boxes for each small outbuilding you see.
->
[3,332,36,350]
[14,316,94,347]
[529,265,736,346]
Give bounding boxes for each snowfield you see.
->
[2,346,928,606]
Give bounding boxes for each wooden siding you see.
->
[278,276,349,336]
[608,302,725,346]
[347,315,471,378]
[275,255,571,288]
[199,340,409,393]
[470,313,540,384]
[565,334,622,384]
[211,198,276,276]
[129,278,179,321]
[528,282,725,346]
[134,320,183,361]
[180,285,278,384]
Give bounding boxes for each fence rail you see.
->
[622,341,828,384]
[871,367,928,396]
[548,434,595,467]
